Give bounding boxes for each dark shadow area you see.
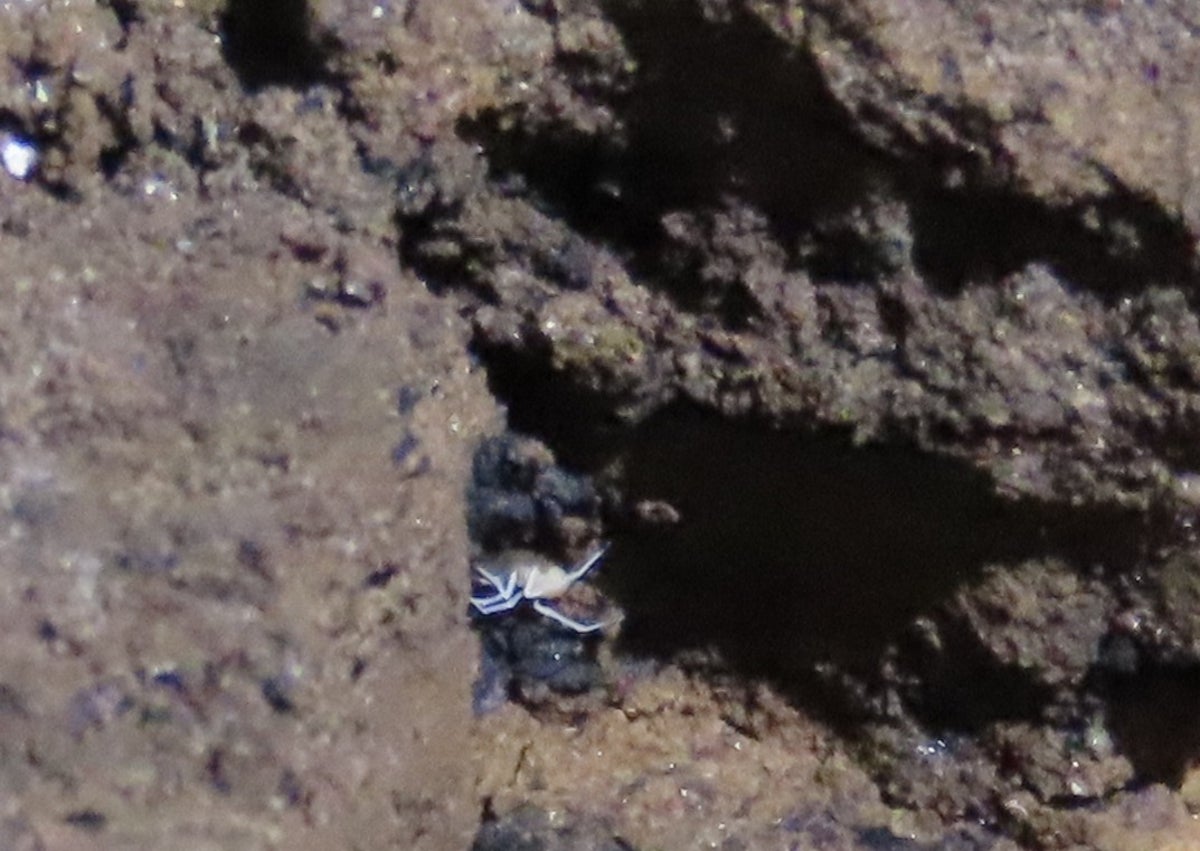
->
[891,612,1059,731]
[454,1,1198,308]
[456,0,887,309]
[600,409,1130,669]
[1092,632,1200,786]
[909,189,1058,292]
[909,182,1199,298]
[435,0,1170,736]
[490,399,1144,730]
[597,0,875,240]
[474,342,632,453]
[220,0,331,89]
[1103,665,1200,786]
[100,0,140,42]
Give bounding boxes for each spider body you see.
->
[470,543,611,633]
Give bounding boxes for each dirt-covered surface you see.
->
[5,0,1200,849]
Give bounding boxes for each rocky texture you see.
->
[0,2,497,846]
[5,0,1200,848]
[396,0,1200,845]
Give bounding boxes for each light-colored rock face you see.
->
[0,2,504,843]
[7,0,1200,848]
[0,188,495,847]
[804,0,1200,222]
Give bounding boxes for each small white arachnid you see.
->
[470,542,611,633]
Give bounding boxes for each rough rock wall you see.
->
[394,0,1200,845]
[3,0,1200,849]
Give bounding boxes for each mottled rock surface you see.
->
[4,0,1200,849]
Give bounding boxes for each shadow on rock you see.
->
[1093,628,1200,786]
[472,805,635,851]
[598,407,1142,726]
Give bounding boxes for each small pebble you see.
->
[1,135,37,180]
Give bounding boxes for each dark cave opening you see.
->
[454,0,892,316]
[481,356,1145,729]
[1094,632,1200,787]
[593,409,1116,680]
[445,0,1191,792]
[219,0,331,90]
[453,0,1200,315]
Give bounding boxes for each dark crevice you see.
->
[908,181,1199,298]
[100,0,141,40]
[1097,659,1200,786]
[489,397,1144,729]
[219,0,333,90]
[893,613,1059,732]
[600,409,1135,665]
[445,1,1167,723]
[96,87,139,181]
[454,1,1197,315]
[597,0,876,243]
[477,340,633,449]
[713,282,765,330]
[455,112,638,252]
[457,0,883,309]
[909,189,1053,292]
[236,121,308,200]
[418,0,1179,744]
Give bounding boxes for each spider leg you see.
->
[560,541,610,585]
[473,565,514,593]
[532,600,606,634]
[472,566,520,601]
[472,568,499,591]
[469,587,511,609]
[471,589,524,615]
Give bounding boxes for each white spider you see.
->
[470,542,611,633]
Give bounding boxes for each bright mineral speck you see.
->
[1,135,37,180]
